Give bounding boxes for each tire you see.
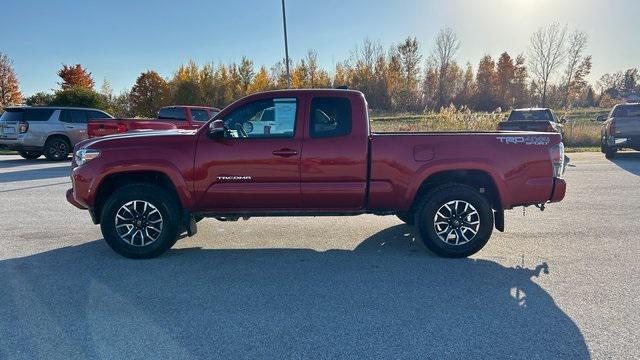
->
[100,183,182,259]
[415,184,493,258]
[604,146,617,159]
[396,211,415,226]
[18,150,42,160]
[43,137,70,161]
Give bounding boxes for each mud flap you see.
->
[494,209,504,232]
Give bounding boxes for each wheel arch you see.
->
[45,133,72,147]
[92,170,187,224]
[409,168,504,214]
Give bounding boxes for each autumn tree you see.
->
[170,60,202,105]
[453,63,475,108]
[432,28,460,109]
[474,55,498,111]
[0,52,22,108]
[528,23,567,106]
[57,64,95,90]
[129,71,169,117]
[562,31,590,107]
[237,56,255,94]
[248,66,273,94]
[495,52,515,108]
[396,37,422,111]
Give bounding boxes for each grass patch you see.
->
[565,146,599,153]
[0,150,17,155]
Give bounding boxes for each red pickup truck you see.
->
[88,105,219,137]
[67,89,566,259]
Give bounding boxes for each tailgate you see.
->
[88,120,124,137]
[613,117,640,138]
[88,119,177,137]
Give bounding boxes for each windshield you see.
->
[508,110,552,121]
[0,108,23,122]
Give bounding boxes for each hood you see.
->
[74,129,197,152]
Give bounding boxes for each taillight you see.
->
[18,121,29,133]
[549,142,565,178]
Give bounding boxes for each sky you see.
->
[3,0,639,96]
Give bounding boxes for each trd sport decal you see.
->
[497,136,550,145]
[217,175,252,181]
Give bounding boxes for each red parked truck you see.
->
[87,105,219,137]
[67,89,566,259]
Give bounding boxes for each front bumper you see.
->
[66,188,87,209]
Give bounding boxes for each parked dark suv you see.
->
[598,103,640,158]
[0,106,113,160]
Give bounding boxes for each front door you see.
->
[194,97,302,211]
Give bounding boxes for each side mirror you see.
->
[596,115,606,122]
[208,119,225,138]
[558,117,567,124]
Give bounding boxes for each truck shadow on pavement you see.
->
[0,225,589,359]
[609,152,640,176]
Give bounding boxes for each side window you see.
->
[60,110,87,123]
[309,97,352,138]
[23,109,54,121]
[158,107,187,120]
[222,98,297,138]
[191,109,210,122]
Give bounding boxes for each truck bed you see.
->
[368,131,561,210]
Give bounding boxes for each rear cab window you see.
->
[309,97,352,138]
[508,110,552,121]
[613,104,640,117]
[158,107,187,121]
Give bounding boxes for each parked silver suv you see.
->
[0,107,113,160]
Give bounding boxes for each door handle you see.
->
[272,148,298,157]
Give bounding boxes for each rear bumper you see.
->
[609,137,640,149]
[0,140,42,152]
[66,188,88,209]
[549,178,566,203]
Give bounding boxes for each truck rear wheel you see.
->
[415,184,493,258]
[100,184,181,259]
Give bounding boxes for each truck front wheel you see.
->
[100,184,181,259]
[415,184,493,258]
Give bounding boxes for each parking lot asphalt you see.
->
[0,152,638,359]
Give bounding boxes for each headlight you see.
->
[74,149,101,166]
